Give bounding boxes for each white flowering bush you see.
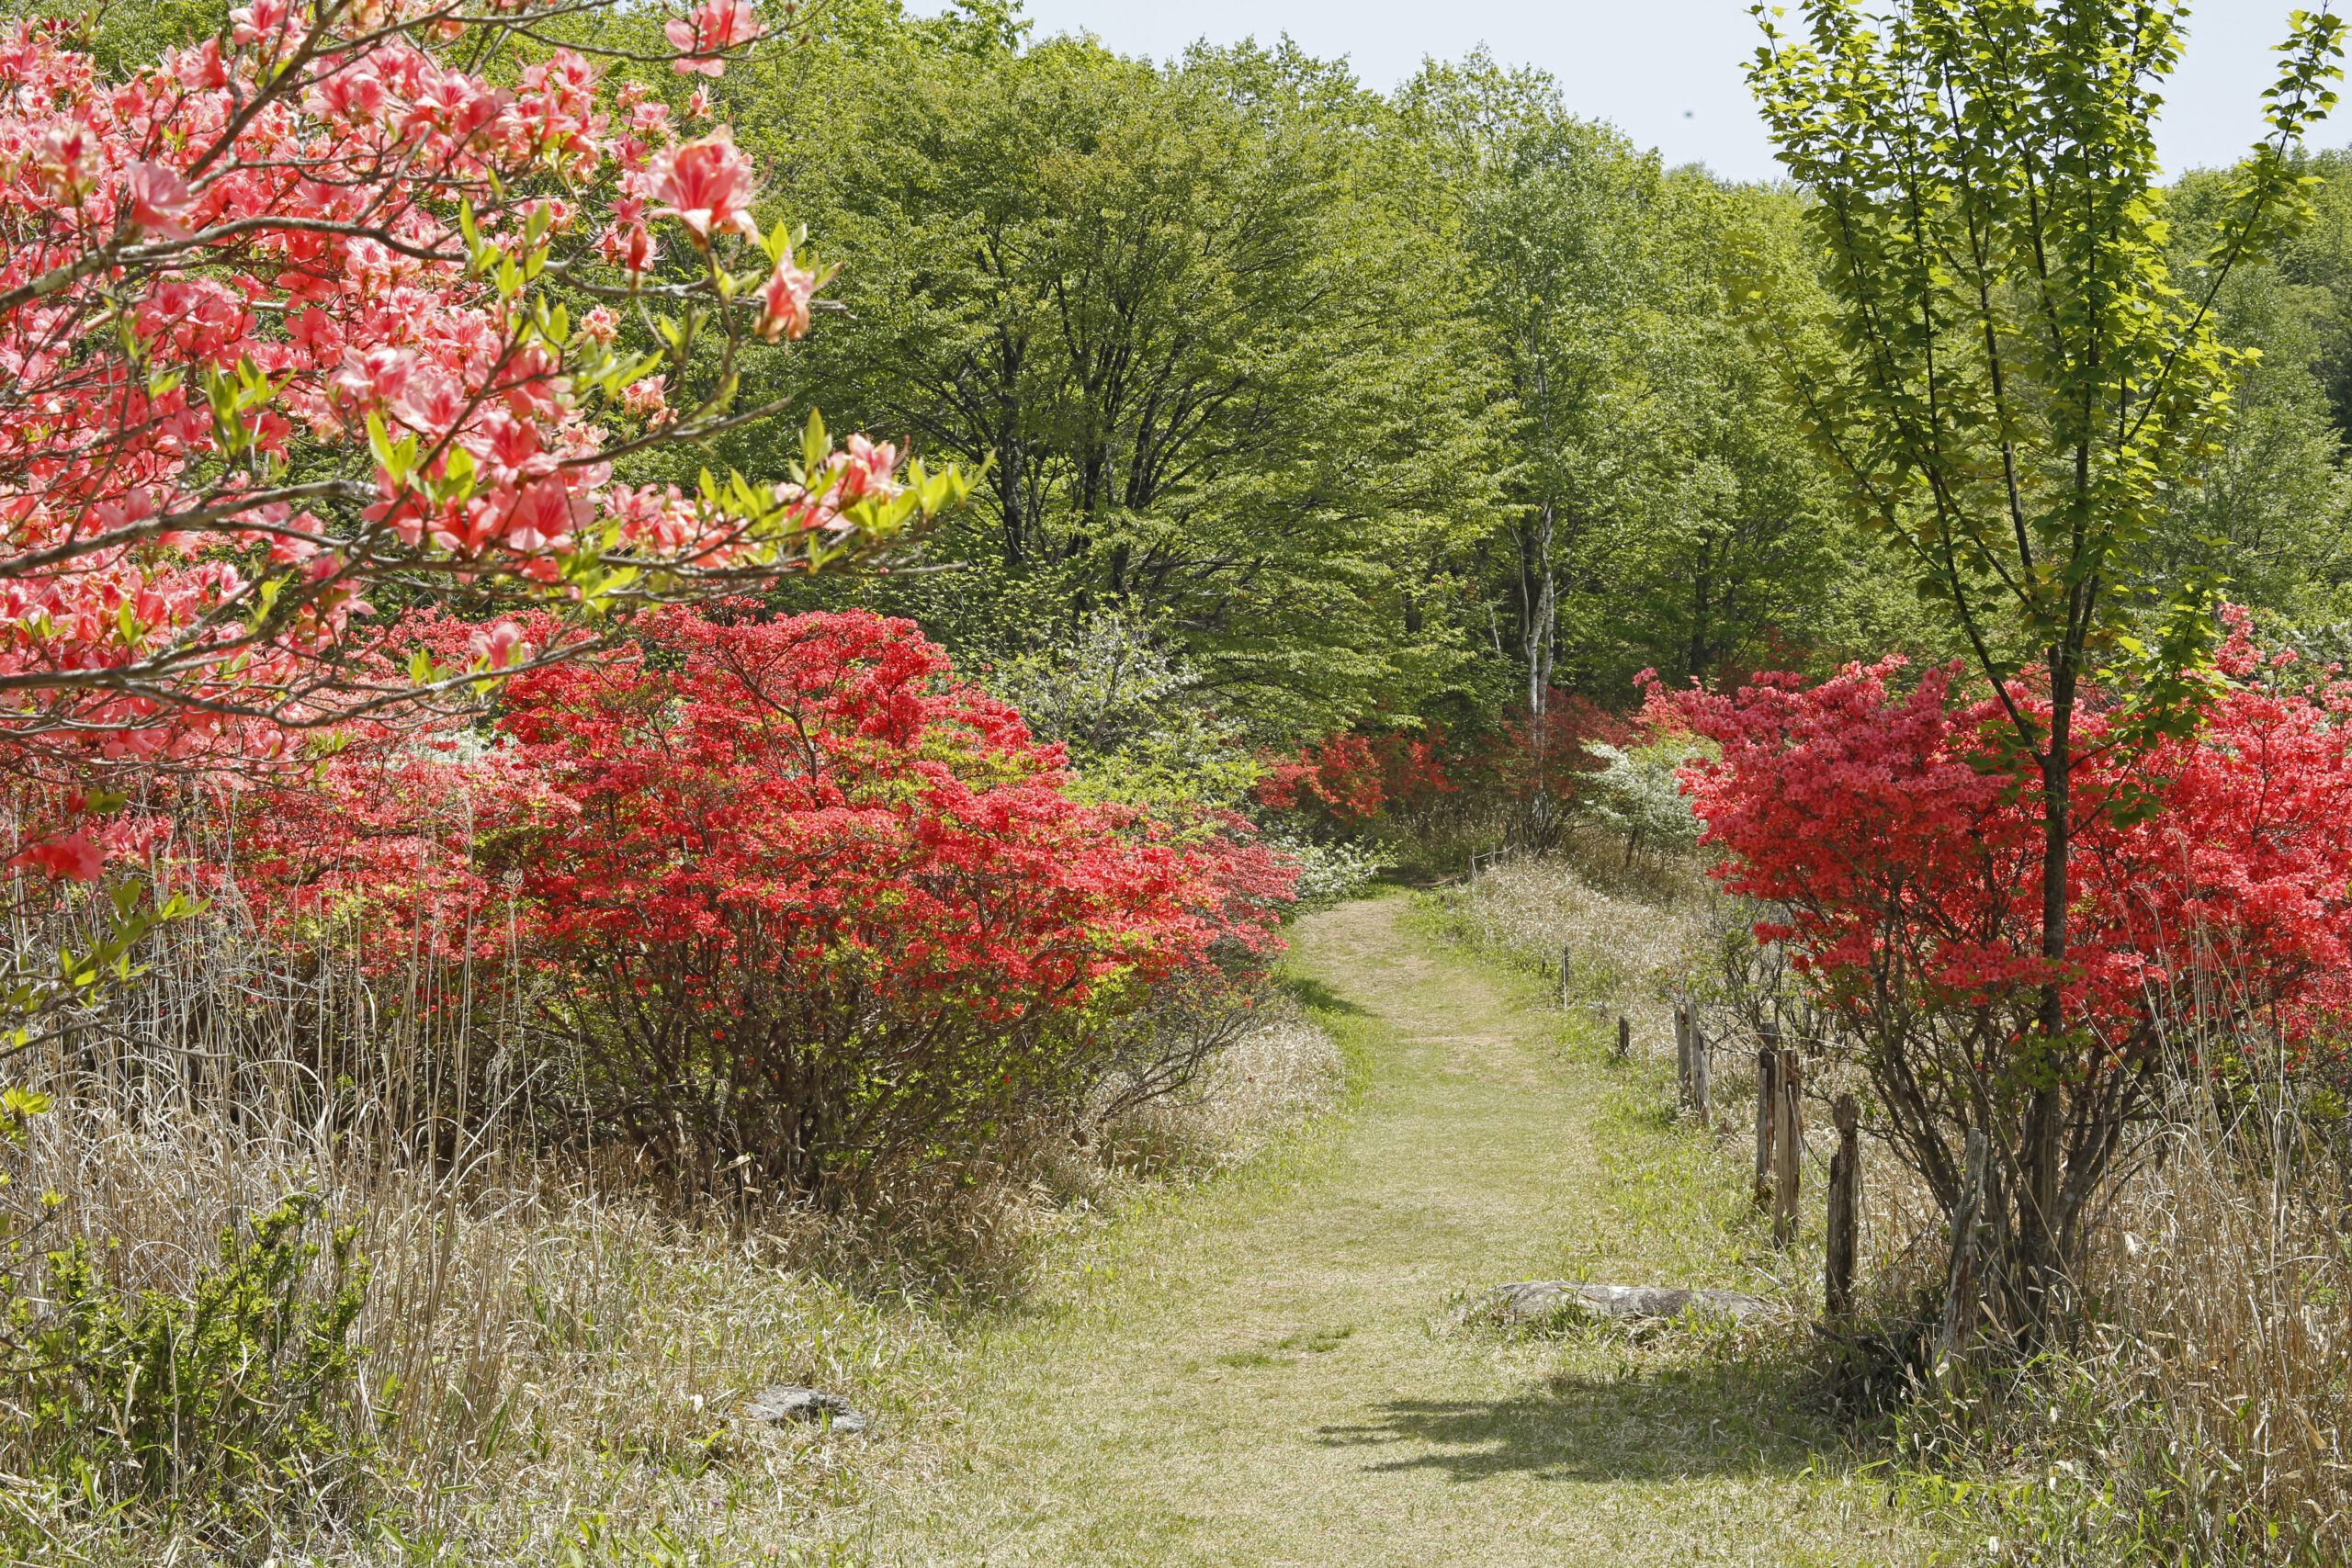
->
[1262,833,1387,902]
[992,615,1261,808]
[1582,738,1708,857]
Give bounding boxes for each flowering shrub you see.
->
[1254,726,1452,828]
[1654,611,2352,1295]
[990,613,1261,810]
[0,0,969,1078]
[487,606,1290,1195]
[1581,738,1706,861]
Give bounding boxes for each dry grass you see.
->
[1871,1093,2352,1566]
[1093,1005,1347,1179]
[0,911,1344,1564]
[1424,829,1718,1030]
[1425,840,2352,1563]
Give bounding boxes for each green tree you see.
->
[2159,164,2352,624]
[1403,61,1866,722]
[729,15,1502,735]
[1560,180,1853,691]
[1747,0,2344,1325]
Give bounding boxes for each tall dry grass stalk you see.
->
[1874,1090,2352,1565]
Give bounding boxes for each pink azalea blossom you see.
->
[126,160,197,240]
[646,130,757,248]
[31,123,100,201]
[11,833,103,881]
[665,0,764,76]
[622,374,670,420]
[755,249,820,342]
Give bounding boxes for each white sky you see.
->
[933,0,2340,183]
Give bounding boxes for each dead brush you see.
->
[1927,1100,2352,1565]
[1090,1002,1345,1179]
[1808,1057,2352,1563]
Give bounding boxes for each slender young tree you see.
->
[1745,0,2343,1326]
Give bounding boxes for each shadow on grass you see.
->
[1373,865,1457,891]
[1279,974,1369,1016]
[1314,1364,1826,1483]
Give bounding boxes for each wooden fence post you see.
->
[1614,1014,1631,1062]
[1825,1092,1859,1320]
[1560,942,1572,1009]
[1937,1127,1990,1381]
[1772,1048,1804,1247]
[1753,1023,1780,1209]
[1690,1011,1711,1124]
[1673,1002,1691,1110]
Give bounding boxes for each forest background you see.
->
[14,0,2352,1558]
[718,0,2352,777]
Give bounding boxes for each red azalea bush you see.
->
[0,0,971,1073]
[1654,610,2352,1242]
[483,605,1291,1195]
[1477,692,1640,827]
[1254,725,1453,828]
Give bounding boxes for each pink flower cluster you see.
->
[0,1,862,788]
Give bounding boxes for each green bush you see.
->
[9,1193,372,1517]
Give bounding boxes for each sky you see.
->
[932,0,2341,183]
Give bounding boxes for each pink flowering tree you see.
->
[0,0,968,1096]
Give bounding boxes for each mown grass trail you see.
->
[872,893,1942,1566]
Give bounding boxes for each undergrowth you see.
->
[0,992,1345,1564]
[1433,841,2352,1565]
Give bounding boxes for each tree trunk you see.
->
[2022,654,2077,1334]
[1939,1127,1990,1377]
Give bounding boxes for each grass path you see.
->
[871,893,1940,1566]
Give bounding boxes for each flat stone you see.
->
[744,1384,869,1435]
[1490,1280,1779,1325]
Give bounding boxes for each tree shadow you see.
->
[1315,1362,1828,1483]
[1279,974,1368,1016]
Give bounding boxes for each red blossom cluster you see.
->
[1253,726,1453,826]
[492,605,1274,1014]
[0,0,966,886]
[1654,609,2352,1053]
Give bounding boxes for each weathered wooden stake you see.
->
[1673,1002,1691,1109]
[1753,1023,1781,1209]
[1560,942,1572,1009]
[1771,1049,1804,1247]
[1938,1127,1990,1379]
[1825,1092,1860,1320]
[1690,1011,1711,1124]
